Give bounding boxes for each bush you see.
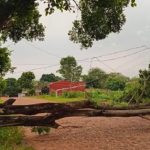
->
[106,73,128,91]
[27,89,35,96]
[31,126,51,135]
[0,127,33,150]
[120,79,141,103]
[41,86,49,95]
[61,91,84,98]
[85,89,124,107]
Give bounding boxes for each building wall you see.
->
[49,80,85,95]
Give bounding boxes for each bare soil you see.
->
[5,97,150,150]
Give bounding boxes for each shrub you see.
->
[120,79,141,103]
[31,126,51,135]
[61,91,84,98]
[27,89,35,96]
[0,127,33,150]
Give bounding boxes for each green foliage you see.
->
[69,0,130,48]
[0,0,44,43]
[0,0,137,48]
[120,64,150,104]
[27,88,35,96]
[58,56,82,81]
[83,68,107,88]
[18,71,35,90]
[120,78,141,103]
[31,126,51,135]
[0,127,33,150]
[0,47,11,76]
[106,73,129,91]
[35,94,84,103]
[3,78,21,97]
[40,73,61,82]
[85,89,124,107]
[139,64,150,98]
[41,86,49,95]
[61,91,84,98]
[0,77,6,96]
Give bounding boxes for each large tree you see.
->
[18,71,35,90]
[40,73,61,83]
[3,78,21,97]
[0,0,136,47]
[83,68,107,88]
[58,56,82,81]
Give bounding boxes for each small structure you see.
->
[49,80,86,96]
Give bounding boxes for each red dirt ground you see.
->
[4,97,150,150]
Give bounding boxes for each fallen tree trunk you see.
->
[1,99,150,115]
[0,108,150,127]
[0,99,150,127]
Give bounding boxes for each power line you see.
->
[78,45,146,62]
[25,42,61,58]
[94,57,116,72]
[97,45,146,57]
[7,63,60,75]
[8,46,150,76]
[102,47,150,62]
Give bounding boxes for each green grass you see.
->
[0,127,33,150]
[85,89,128,107]
[34,94,85,103]
[0,98,3,103]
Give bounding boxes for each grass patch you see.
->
[34,94,85,103]
[0,98,3,103]
[85,89,128,107]
[0,127,34,150]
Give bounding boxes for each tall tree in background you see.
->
[58,56,82,82]
[18,71,35,91]
[3,78,21,97]
[83,68,107,88]
[40,73,61,82]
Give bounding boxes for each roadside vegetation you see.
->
[35,91,85,103]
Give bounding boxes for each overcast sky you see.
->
[5,0,150,79]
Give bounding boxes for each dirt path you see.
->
[6,97,150,150]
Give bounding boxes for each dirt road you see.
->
[6,97,150,150]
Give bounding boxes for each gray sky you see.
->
[5,0,150,79]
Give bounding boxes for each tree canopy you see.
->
[0,47,11,76]
[58,56,82,81]
[18,71,35,90]
[83,68,107,88]
[40,73,61,82]
[3,78,21,97]
[0,0,137,48]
